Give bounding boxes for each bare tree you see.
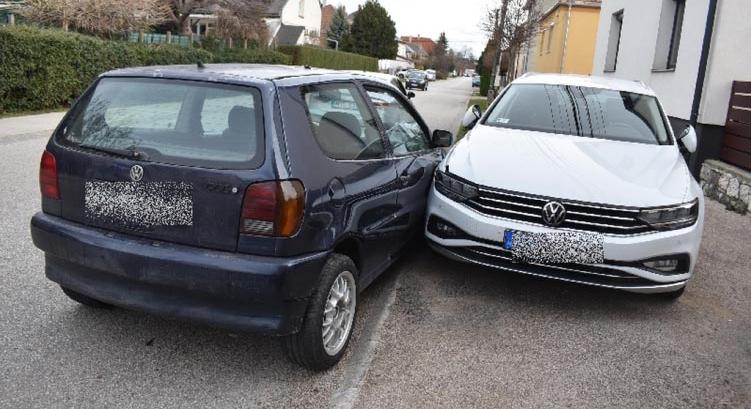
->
[214,0,270,47]
[481,0,539,86]
[21,0,171,35]
[167,0,271,38]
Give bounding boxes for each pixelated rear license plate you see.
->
[85,181,193,227]
[505,230,604,264]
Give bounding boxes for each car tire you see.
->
[282,254,358,371]
[657,286,685,301]
[60,286,112,308]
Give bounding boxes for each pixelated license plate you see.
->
[503,230,604,264]
[84,181,193,228]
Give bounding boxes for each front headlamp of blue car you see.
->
[638,199,699,231]
[434,170,478,202]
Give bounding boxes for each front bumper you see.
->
[30,212,329,335]
[425,188,704,294]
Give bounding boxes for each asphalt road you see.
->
[2,77,749,408]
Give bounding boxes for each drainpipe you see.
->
[690,0,718,127]
[560,0,573,73]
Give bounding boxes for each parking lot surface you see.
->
[1,77,749,408]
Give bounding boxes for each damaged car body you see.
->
[30,64,453,370]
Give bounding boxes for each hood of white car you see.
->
[445,125,693,207]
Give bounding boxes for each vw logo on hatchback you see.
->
[129,165,144,182]
[541,201,566,226]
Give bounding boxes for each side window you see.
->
[365,87,430,155]
[302,83,385,160]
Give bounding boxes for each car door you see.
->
[288,81,401,278]
[363,84,443,246]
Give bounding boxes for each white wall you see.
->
[592,0,709,121]
[281,0,322,44]
[699,0,751,125]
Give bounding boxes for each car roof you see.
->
[512,73,656,96]
[102,64,337,82]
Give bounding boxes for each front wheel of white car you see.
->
[283,254,358,370]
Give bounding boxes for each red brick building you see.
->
[400,36,437,55]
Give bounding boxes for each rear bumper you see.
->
[30,212,329,335]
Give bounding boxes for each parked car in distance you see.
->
[426,73,704,299]
[30,64,455,370]
[425,69,437,81]
[472,74,481,87]
[344,70,415,99]
[406,71,429,91]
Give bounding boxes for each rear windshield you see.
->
[60,77,264,169]
[409,72,426,79]
[484,84,672,145]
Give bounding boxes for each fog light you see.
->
[435,221,457,237]
[643,259,679,272]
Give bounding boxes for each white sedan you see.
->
[426,73,704,299]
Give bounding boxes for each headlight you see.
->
[419,80,425,84]
[434,170,478,202]
[638,199,699,230]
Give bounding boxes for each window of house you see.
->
[654,0,685,70]
[546,25,554,54]
[299,0,305,18]
[604,10,624,72]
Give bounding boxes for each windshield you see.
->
[484,84,672,145]
[409,72,426,80]
[60,77,264,169]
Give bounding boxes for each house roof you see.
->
[274,24,305,46]
[265,0,289,17]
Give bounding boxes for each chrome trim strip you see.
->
[430,243,686,293]
[466,248,631,279]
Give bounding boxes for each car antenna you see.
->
[197,61,206,69]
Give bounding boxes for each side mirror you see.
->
[432,129,454,147]
[462,104,482,129]
[678,125,697,153]
[407,91,416,99]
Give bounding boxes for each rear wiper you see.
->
[79,144,148,161]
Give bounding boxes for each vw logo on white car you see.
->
[541,201,566,226]
[129,165,144,182]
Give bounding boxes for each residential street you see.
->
[1,77,749,408]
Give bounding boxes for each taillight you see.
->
[40,150,60,200]
[240,180,305,237]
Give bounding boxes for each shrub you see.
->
[278,45,378,71]
[212,48,290,64]
[0,26,212,113]
[479,73,491,97]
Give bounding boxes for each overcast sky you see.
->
[329,0,494,58]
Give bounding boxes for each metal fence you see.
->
[127,32,192,47]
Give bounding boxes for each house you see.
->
[591,0,751,199]
[526,0,602,75]
[400,36,436,56]
[265,0,323,47]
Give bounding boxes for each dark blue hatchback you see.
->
[31,64,453,370]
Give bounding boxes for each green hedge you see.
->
[0,26,213,113]
[212,48,290,65]
[278,45,378,71]
[0,26,290,113]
